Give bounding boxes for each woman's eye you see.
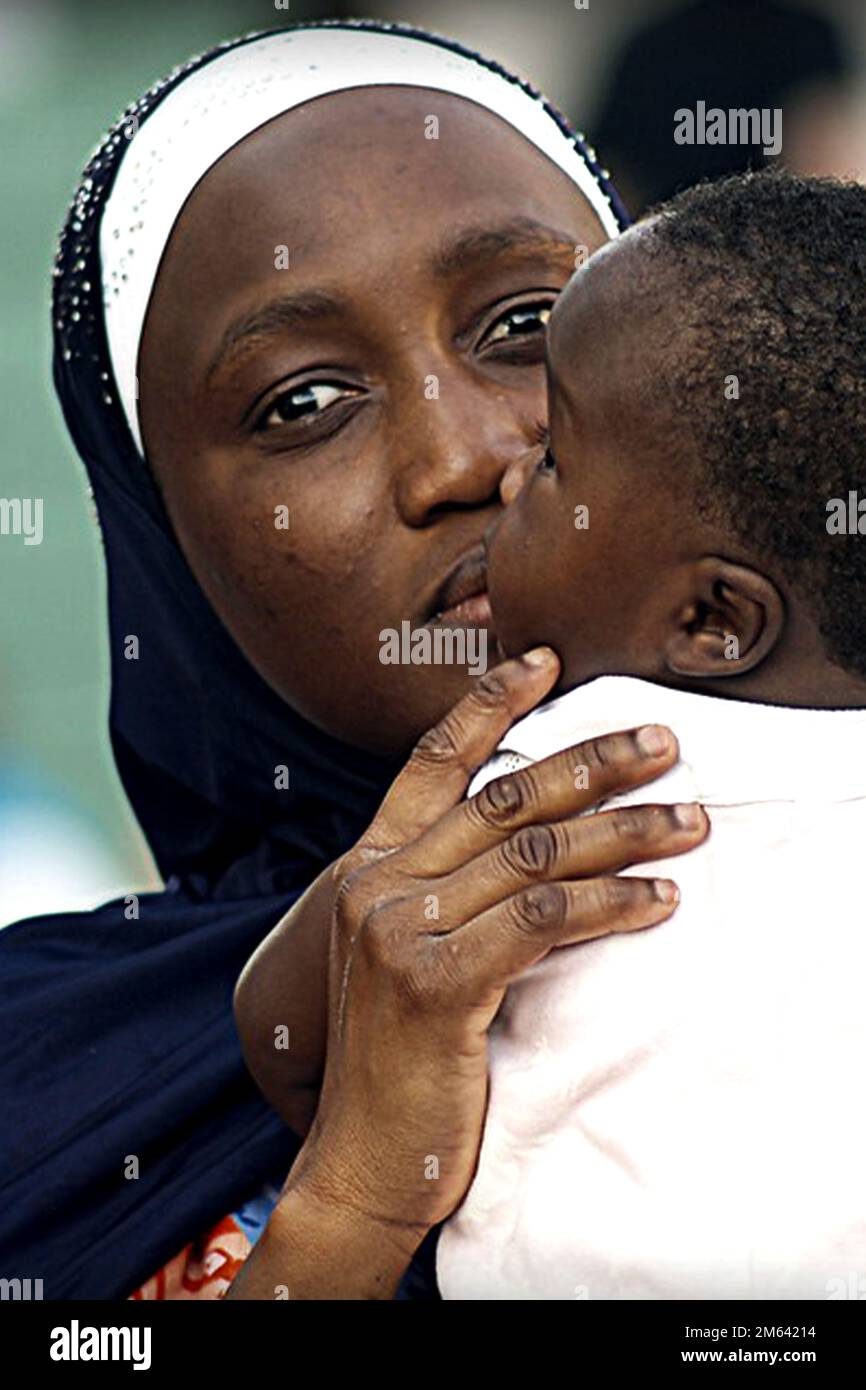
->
[483,301,553,347]
[538,446,558,474]
[257,381,355,430]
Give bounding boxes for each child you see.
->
[436,171,866,1299]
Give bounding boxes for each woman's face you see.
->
[139,85,608,755]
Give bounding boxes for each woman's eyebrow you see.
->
[205,290,345,383]
[432,217,580,278]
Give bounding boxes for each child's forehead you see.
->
[549,229,670,386]
[566,223,665,316]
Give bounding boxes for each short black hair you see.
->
[636,170,866,680]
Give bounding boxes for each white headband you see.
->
[101,27,620,456]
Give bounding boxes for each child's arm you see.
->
[234,859,345,1136]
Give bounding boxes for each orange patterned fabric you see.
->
[129,1214,251,1300]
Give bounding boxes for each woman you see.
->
[0,20,701,1299]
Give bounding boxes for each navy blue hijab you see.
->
[0,21,626,1299]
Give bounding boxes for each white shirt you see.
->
[437,677,866,1300]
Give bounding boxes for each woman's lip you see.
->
[429,590,493,627]
[428,544,489,621]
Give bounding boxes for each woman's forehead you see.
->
[161,86,604,284]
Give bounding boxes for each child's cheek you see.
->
[486,500,550,654]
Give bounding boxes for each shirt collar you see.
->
[497,676,866,805]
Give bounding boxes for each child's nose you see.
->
[500,451,539,507]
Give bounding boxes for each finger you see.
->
[438,875,680,1001]
[400,724,681,876]
[425,802,708,927]
[362,648,560,850]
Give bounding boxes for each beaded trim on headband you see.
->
[53,19,628,467]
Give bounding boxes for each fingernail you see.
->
[636,724,673,758]
[523,646,557,668]
[673,803,703,830]
[654,879,680,905]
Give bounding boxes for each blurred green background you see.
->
[2,0,864,924]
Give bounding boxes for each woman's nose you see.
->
[393,381,544,524]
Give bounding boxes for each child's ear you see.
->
[663,557,784,680]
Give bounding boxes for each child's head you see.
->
[485,171,866,705]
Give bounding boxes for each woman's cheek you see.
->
[227,505,355,628]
